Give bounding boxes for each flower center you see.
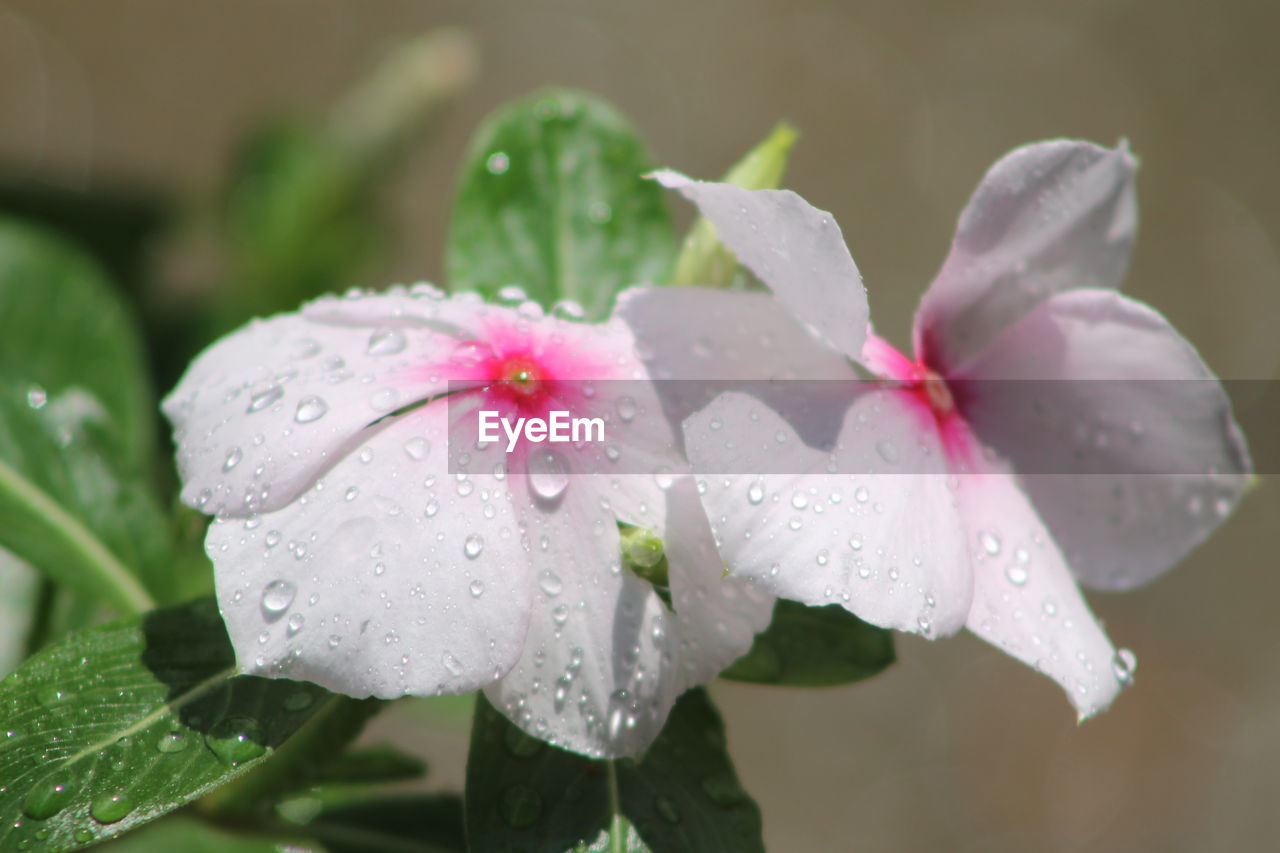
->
[919,367,954,417]
[499,355,546,396]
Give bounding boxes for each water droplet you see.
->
[247,385,283,413]
[854,486,870,503]
[292,337,321,359]
[1041,600,1058,617]
[287,613,306,636]
[486,151,510,175]
[222,447,243,472]
[1112,648,1137,684]
[1005,564,1028,586]
[424,498,440,518]
[22,776,77,819]
[404,437,430,460]
[616,396,637,422]
[345,486,359,502]
[205,717,266,766]
[294,396,329,423]
[538,571,563,596]
[552,604,570,626]
[875,439,900,464]
[367,328,407,356]
[156,731,190,753]
[26,385,47,409]
[790,492,809,510]
[498,783,542,828]
[264,530,282,548]
[464,534,484,559]
[260,580,297,619]
[552,300,585,320]
[528,450,569,500]
[442,652,464,676]
[469,580,486,598]
[747,481,765,505]
[89,794,134,824]
[979,530,1002,556]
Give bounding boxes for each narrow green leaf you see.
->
[464,690,763,853]
[670,123,798,288]
[446,89,674,320]
[311,745,428,787]
[0,220,154,465]
[97,816,287,853]
[721,599,895,687]
[0,599,334,852]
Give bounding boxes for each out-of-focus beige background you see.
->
[3,1,1277,850]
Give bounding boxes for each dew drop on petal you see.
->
[747,481,765,505]
[294,396,329,423]
[367,328,407,356]
[469,580,485,598]
[1112,648,1137,684]
[223,447,243,472]
[616,396,637,423]
[1005,565,1029,586]
[464,534,485,559]
[538,570,563,596]
[875,439,900,464]
[979,530,1002,556]
[247,385,283,413]
[261,580,297,618]
[528,450,569,500]
[442,652,465,676]
[404,437,430,460]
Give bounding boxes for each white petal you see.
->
[663,475,775,691]
[485,475,772,758]
[164,291,459,517]
[208,402,532,699]
[483,483,671,757]
[615,286,857,380]
[685,391,971,637]
[652,171,868,361]
[952,288,1252,589]
[957,448,1128,719]
[915,140,1137,373]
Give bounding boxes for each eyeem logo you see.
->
[478,410,605,452]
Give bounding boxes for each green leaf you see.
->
[465,696,609,852]
[0,550,41,673]
[464,689,763,853]
[0,599,335,852]
[0,220,155,464]
[670,123,798,289]
[0,386,159,613]
[304,793,466,853]
[311,745,428,787]
[97,816,287,853]
[446,89,674,320]
[721,599,895,687]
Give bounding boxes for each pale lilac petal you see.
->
[208,402,532,699]
[652,171,869,361]
[164,290,460,518]
[957,446,1128,719]
[685,391,971,637]
[916,140,1137,372]
[952,288,1252,589]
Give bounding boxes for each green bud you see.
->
[619,523,669,588]
[670,122,798,288]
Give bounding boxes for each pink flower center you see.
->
[862,332,972,466]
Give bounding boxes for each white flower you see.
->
[656,140,1252,717]
[163,284,772,757]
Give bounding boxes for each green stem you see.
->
[0,457,154,614]
[607,760,624,853]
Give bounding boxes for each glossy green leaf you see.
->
[0,599,335,852]
[305,793,466,853]
[0,381,177,612]
[721,599,895,687]
[446,89,674,320]
[670,123,798,289]
[465,689,762,853]
[0,220,154,464]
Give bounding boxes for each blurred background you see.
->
[1,0,1277,850]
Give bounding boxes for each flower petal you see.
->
[483,483,675,757]
[915,140,1137,373]
[952,288,1252,589]
[164,290,459,517]
[685,390,971,637]
[652,171,869,361]
[207,402,532,698]
[957,445,1128,719]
